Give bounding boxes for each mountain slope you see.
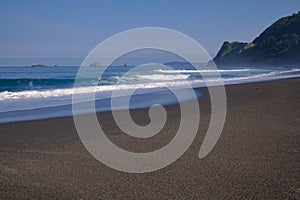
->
[213,12,300,67]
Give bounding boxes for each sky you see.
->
[0,0,299,66]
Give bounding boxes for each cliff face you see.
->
[213,12,300,67]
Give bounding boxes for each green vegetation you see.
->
[213,12,300,67]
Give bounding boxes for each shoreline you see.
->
[1,76,300,125]
[0,78,299,199]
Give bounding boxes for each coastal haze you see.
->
[0,0,300,199]
[1,0,300,66]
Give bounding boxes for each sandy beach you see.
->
[0,79,299,199]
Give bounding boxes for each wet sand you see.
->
[0,79,299,199]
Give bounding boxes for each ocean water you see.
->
[0,65,300,123]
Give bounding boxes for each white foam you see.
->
[136,74,190,81]
[0,68,299,113]
[155,68,251,74]
[1,68,299,102]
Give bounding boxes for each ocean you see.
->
[0,65,300,124]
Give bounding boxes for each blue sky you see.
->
[0,0,299,66]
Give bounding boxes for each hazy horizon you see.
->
[1,0,300,66]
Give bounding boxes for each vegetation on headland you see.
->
[213,12,300,67]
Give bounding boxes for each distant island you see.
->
[31,64,46,67]
[213,12,300,67]
[164,61,205,67]
[90,61,102,67]
[31,64,60,67]
[164,61,193,67]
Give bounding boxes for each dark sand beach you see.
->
[0,79,299,199]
